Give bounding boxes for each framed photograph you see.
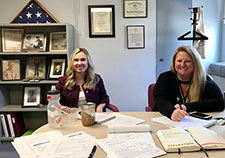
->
[49,59,66,79]
[25,57,46,79]
[2,29,23,52]
[22,34,46,51]
[49,32,67,51]
[123,0,148,18]
[23,86,41,108]
[88,5,115,38]
[1,59,21,81]
[127,25,145,49]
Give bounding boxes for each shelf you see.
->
[0,52,68,55]
[0,80,58,85]
[0,137,14,142]
[0,105,47,112]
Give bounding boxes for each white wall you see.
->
[0,0,157,112]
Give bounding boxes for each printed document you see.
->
[152,116,216,129]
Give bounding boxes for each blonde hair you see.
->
[64,48,99,90]
[170,46,206,102]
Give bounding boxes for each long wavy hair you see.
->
[64,48,99,90]
[170,46,206,102]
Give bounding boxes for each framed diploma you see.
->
[88,5,115,38]
[127,25,145,49]
[123,0,148,18]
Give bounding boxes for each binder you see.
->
[4,114,11,137]
[0,114,9,137]
[7,114,15,137]
[11,113,26,137]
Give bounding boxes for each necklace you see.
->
[178,79,190,84]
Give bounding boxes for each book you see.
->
[0,114,9,137]
[7,114,15,137]
[10,113,26,137]
[156,126,225,152]
[152,116,216,129]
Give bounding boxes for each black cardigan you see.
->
[153,71,224,118]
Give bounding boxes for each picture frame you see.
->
[22,33,46,52]
[49,59,66,79]
[25,57,46,79]
[2,29,23,52]
[49,32,67,52]
[1,59,21,81]
[123,0,148,18]
[127,25,145,49]
[88,5,115,38]
[23,86,41,108]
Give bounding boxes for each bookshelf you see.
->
[0,23,74,142]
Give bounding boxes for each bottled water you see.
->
[47,86,62,128]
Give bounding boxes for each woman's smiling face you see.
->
[175,51,194,81]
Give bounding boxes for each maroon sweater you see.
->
[56,74,109,108]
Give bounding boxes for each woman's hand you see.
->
[96,103,106,112]
[171,104,189,121]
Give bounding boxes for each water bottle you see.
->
[47,86,62,128]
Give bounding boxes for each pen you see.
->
[88,145,96,158]
[177,97,183,110]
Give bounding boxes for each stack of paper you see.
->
[152,116,216,129]
[11,131,96,158]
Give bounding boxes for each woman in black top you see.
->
[153,46,224,121]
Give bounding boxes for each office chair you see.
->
[145,83,155,112]
[103,104,119,112]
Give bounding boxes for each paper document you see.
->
[152,116,216,129]
[108,125,150,134]
[102,113,145,126]
[11,130,63,158]
[97,133,166,158]
[95,113,116,124]
[44,131,96,158]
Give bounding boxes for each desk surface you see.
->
[34,112,225,158]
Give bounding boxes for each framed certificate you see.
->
[88,5,115,38]
[127,25,145,49]
[123,0,148,18]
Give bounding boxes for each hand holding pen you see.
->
[171,98,189,121]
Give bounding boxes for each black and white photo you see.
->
[25,57,46,79]
[23,86,40,107]
[49,59,65,79]
[1,60,21,81]
[22,34,46,51]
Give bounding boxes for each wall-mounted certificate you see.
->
[127,25,145,49]
[123,0,147,18]
[88,5,115,38]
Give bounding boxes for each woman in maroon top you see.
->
[56,48,109,112]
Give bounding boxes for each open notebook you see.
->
[157,126,225,152]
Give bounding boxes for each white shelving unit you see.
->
[0,23,74,142]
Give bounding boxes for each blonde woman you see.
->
[153,46,224,121]
[56,48,109,112]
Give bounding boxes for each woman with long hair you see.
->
[56,48,109,112]
[153,46,224,121]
